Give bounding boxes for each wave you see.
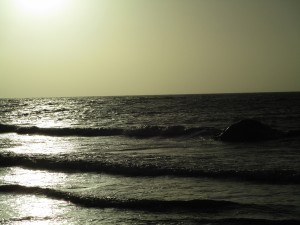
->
[1,153,299,184]
[0,184,277,212]
[1,122,300,140]
[0,123,220,138]
[2,185,299,224]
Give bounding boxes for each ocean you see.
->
[0,92,300,224]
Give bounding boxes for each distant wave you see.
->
[1,153,299,184]
[0,184,279,212]
[0,123,220,138]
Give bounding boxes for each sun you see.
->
[13,0,70,16]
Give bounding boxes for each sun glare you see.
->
[13,0,70,16]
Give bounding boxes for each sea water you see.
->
[0,93,300,224]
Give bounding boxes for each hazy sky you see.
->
[1,0,300,98]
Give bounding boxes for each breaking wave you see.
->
[0,123,220,138]
[1,122,300,140]
[1,185,299,224]
[1,153,299,184]
[0,184,280,212]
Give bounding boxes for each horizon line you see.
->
[1,90,300,99]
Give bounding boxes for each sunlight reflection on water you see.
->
[14,196,64,220]
[1,195,68,225]
[34,120,69,129]
[1,167,69,225]
[4,133,76,155]
[3,168,67,188]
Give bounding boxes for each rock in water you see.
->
[219,119,282,142]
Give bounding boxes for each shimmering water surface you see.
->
[1,93,300,224]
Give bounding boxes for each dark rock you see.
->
[219,119,282,142]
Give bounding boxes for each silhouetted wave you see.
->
[1,153,299,184]
[0,123,220,138]
[0,184,282,213]
[1,122,300,140]
[218,119,300,142]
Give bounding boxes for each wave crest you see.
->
[0,123,220,138]
[1,153,299,184]
[0,184,273,212]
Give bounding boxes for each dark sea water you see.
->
[0,92,300,224]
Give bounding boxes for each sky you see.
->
[1,0,300,98]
